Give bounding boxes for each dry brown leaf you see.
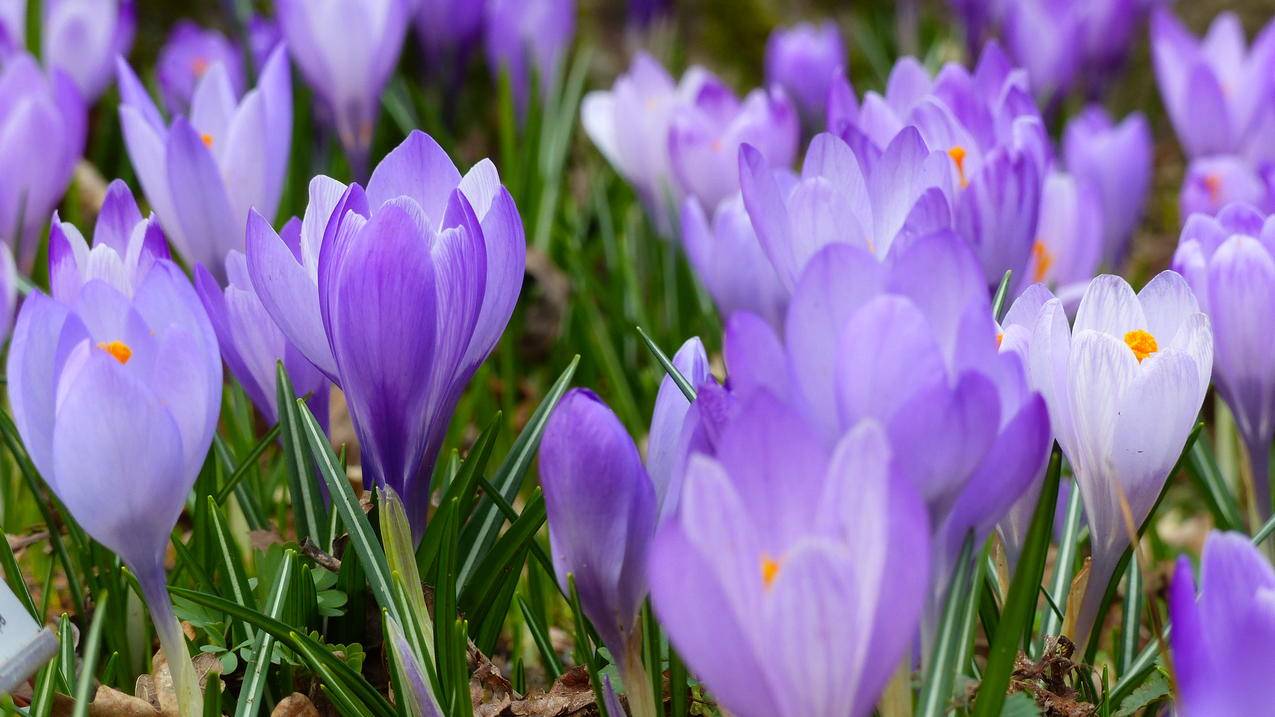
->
[507,666,598,717]
[271,693,321,717]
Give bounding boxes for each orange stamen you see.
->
[1032,240,1054,283]
[97,340,133,365]
[947,145,970,189]
[761,554,781,588]
[1123,329,1158,362]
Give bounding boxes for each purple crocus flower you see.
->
[195,247,329,427]
[155,21,246,116]
[7,238,220,716]
[764,21,845,125]
[0,0,135,102]
[1152,9,1275,160]
[484,0,575,116]
[414,0,483,69]
[1170,531,1275,715]
[1179,155,1275,219]
[0,54,85,270]
[669,70,799,212]
[1003,0,1084,105]
[1024,171,1104,306]
[247,15,283,73]
[681,194,787,328]
[117,45,291,282]
[246,131,525,536]
[539,389,659,717]
[649,395,930,717]
[1031,272,1212,646]
[948,0,1004,57]
[276,0,408,176]
[1173,203,1275,516]
[1062,106,1152,268]
[581,52,699,235]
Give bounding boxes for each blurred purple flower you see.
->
[681,194,787,328]
[7,240,220,715]
[246,131,525,537]
[156,21,245,116]
[276,0,408,176]
[764,21,845,125]
[195,247,329,427]
[0,0,135,102]
[1173,203,1275,516]
[117,45,291,282]
[1003,0,1084,105]
[1179,155,1275,218]
[1170,531,1275,716]
[670,69,798,213]
[415,0,483,68]
[0,53,85,269]
[1152,10,1275,160]
[484,0,575,116]
[1062,106,1152,268]
[581,52,698,235]
[247,15,283,73]
[649,396,930,717]
[1024,171,1104,304]
[1030,272,1212,645]
[628,0,671,30]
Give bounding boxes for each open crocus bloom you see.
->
[156,20,246,116]
[1173,203,1275,516]
[247,131,525,536]
[650,395,929,717]
[117,45,291,282]
[1170,532,1275,716]
[680,194,788,329]
[48,180,168,303]
[1062,106,1152,267]
[1152,9,1275,160]
[764,21,845,124]
[1179,155,1275,218]
[1031,272,1212,645]
[1025,171,1104,307]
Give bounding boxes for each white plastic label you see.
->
[0,580,57,695]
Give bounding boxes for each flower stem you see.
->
[621,635,658,717]
[137,561,204,717]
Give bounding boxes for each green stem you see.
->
[136,560,204,717]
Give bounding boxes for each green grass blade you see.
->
[278,363,329,545]
[212,423,281,505]
[234,550,296,717]
[991,269,1013,321]
[971,447,1061,717]
[70,592,109,717]
[0,520,38,618]
[636,326,696,402]
[517,596,562,680]
[1117,560,1143,675]
[1038,472,1083,655]
[459,491,546,621]
[416,415,501,578]
[1184,439,1243,531]
[917,534,976,717]
[205,497,258,646]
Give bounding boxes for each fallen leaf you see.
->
[271,693,321,717]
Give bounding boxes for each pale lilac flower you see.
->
[0,0,135,102]
[484,0,575,116]
[156,21,245,116]
[681,194,787,328]
[1062,107,1152,267]
[764,21,845,124]
[1180,155,1275,218]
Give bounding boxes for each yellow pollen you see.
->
[1203,173,1222,203]
[1123,329,1158,362]
[97,340,133,365]
[947,145,970,189]
[191,56,209,76]
[1032,240,1054,283]
[760,554,781,588]
[201,133,214,148]
[996,331,1004,349]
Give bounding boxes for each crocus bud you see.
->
[36,0,135,102]
[117,45,291,282]
[276,0,408,176]
[247,131,525,538]
[650,396,930,717]
[1173,203,1275,516]
[1170,531,1275,715]
[1062,106,1152,268]
[156,20,246,116]
[764,21,845,125]
[1031,272,1213,645]
[539,389,656,671]
[670,70,798,213]
[8,245,220,717]
[681,195,787,328]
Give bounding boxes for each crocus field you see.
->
[4,0,1275,715]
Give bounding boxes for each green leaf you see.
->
[380,487,437,692]
[517,596,563,680]
[991,270,1013,321]
[1184,439,1243,531]
[278,363,329,545]
[432,498,462,709]
[1113,670,1168,717]
[458,356,578,589]
[459,490,546,620]
[0,515,38,618]
[416,415,501,578]
[999,692,1040,717]
[636,326,695,401]
[972,447,1061,717]
[205,497,258,646]
[917,533,976,717]
[212,423,281,505]
[1038,473,1083,655]
[1117,560,1143,675]
[71,592,110,717]
[235,549,296,717]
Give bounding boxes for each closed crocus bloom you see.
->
[1003,0,1084,104]
[415,0,483,66]
[681,195,787,328]
[156,21,246,116]
[650,396,930,717]
[1031,272,1212,645]
[276,0,408,176]
[739,129,953,288]
[0,0,136,102]
[195,248,329,426]
[484,0,575,116]
[247,16,283,73]
[1025,171,1104,307]
[1179,155,1275,218]
[247,131,525,536]
[1170,532,1275,716]
[8,247,220,717]
[669,70,799,212]
[1152,9,1275,160]
[1078,0,1144,82]
[645,337,711,523]
[764,21,845,125]
[117,45,291,283]
[539,389,659,717]
[0,54,85,269]
[1173,204,1275,516]
[581,52,696,235]
[1062,107,1152,267]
